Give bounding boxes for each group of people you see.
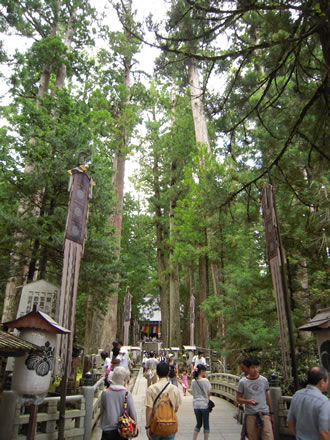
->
[236,357,330,440]
[142,350,207,391]
[100,349,212,439]
[99,348,330,440]
[101,340,133,387]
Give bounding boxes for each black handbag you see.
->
[195,379,215,413]
[208,399,215,412]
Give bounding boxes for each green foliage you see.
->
[118,194,158,320]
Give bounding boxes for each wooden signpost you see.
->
[123,289,132,346]
[261,183,298,388]
[58,166,94,440]
[190,295,195,346]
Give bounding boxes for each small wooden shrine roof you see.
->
[299,307,330,331]
[0,330,42,357]
[2,309,70,334]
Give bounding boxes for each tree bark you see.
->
[169,193,181,346]
[189,273,196,346]
[188,57,211,346]
[98,0,133,351]
[188,58,211,158]
[198,253,209,347]
[168,91,181,347]
[182,276,191,345]
[154,151,169,348]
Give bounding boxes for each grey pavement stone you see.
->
[92,369,242,440]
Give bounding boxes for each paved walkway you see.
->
[93,369,242,440]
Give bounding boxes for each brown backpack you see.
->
[151,383,178,436]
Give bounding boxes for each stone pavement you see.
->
[92,369,242,439]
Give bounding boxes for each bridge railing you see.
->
[208,373,240,405]
[82,375,105,440]
[0,392,86,439]
[208,373,294,440]
[272,392,293,440]
[0,374,105,440]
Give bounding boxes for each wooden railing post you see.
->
[0,390,17,439]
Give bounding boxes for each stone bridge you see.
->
[0,365,294,439]
[92,370,294,440]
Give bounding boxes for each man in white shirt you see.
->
[117,341,130,371]
[191,351,206,374]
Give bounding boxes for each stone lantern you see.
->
[3,306,70,404]
[299,307,330,391]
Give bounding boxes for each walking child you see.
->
[180,369,189,396]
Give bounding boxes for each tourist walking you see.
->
[191,351,206,375]
[100,367,138,439]
[234,358,249,421]
[142,351,148,371]
[145,362,182,440]
[287,366,330,440]
[117,341,130,372]
[158,351,167,363]
[191,364,211,440]
[237,357,274,440]
[145,351,159,387]
[168,354,179,387]
[101,351,111,374]
[180,369,189,396]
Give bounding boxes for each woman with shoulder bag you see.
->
[100,367,138,439]
[168,354,179,387]
[191,364,212,440]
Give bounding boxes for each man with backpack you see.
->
[145,362,182,440]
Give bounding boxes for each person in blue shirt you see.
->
[287,366,330,440]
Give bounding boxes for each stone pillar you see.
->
[45,399,57,434]
[82,372,95,440]
[269,373,282,440]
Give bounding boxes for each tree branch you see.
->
[275,163,314,208]
[296,130,330,162]
[186,0,307,15]
[218,77,325,208]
